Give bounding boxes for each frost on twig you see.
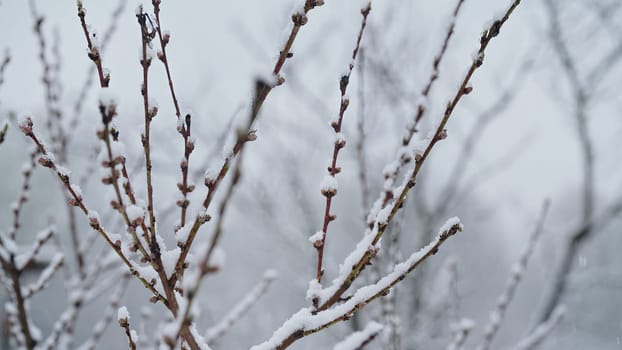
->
[333,321,383,350]
[476,201,550,350]
[446,318,474,350]
[314,2,371,283]
[253,219,463,349]
[117,306,138,350]
[205,269,278,343]
[77,1,111,87]
[511,305,565,350]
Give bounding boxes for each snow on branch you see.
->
[333,321,383,350]
[14,227,55,271]
[476,201,550,350]
[203,269,277,342]
[314,2,372,284]
[117,306,137,350]
[510,305,565,350]
[77,273,130,350]
[21,253,63,299]
[252,219,463,350]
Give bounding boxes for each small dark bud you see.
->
[18,117,33,135]
[38,157,54,168]
[328,166,341,174]
[102,71,110,87]
[321,188,337,197]
[118,317,128,327]
[68,198,80,207]
[342,97,350,109]
[339,75,349,95]
[463,86,473,95]
[312,239,323,249]
[276,74,285,86]
[292,13,308,26]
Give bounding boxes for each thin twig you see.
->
[319,0,525,313]
[19,117,167,303]
[151,0,196,230]
[314,2,372,284]
[76,1,110,87]
[476,201,550,350]
[171,0,327,287]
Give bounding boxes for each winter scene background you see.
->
[0,0,621,349]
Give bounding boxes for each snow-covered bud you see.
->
[18,116,33,135]
[437,129,447,140]
[309,231,324,249]
[275,74,285,86]
[247,130,257,142]
[320,175,338,197]
[117,306,129,327]
[126,205,144,226]
[162,31,170,45]
[334,132,346,149]
[38,156,54,168]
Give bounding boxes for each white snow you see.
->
[110,141,126,160]
[305,278,322,302]
[320,175,338,195]
[334,132,346,146]
[211,247,226,269]
[204,159,225,185]
[99,89,117,108]
[308,231,324,245]
[333,321,383,350]
[161,247,181,278]
[70,183,82,198]
[126,205,144,223]
[56,165,71,177]
[117,306,129,322]
[176,225,192,245]
[88,210,100,223]
[376,206,392,226]
[440,217,462,233]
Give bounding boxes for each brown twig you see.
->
[76,1,110,87]
[255,221,463,349]
[97,100,151,262]
[355,48,371,221]
[78,273,131,350]
[118,307,137,350]
[378,0,466,217]
[319,0,524,313]
[150,0,196,230]
[402,0,466,147]
[171,0,326,287]
[313,3,372,284]
[71,0,125,132]
[19,117,167,304]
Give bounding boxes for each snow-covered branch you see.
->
[253,219,463,350]
[476,201,550,350]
